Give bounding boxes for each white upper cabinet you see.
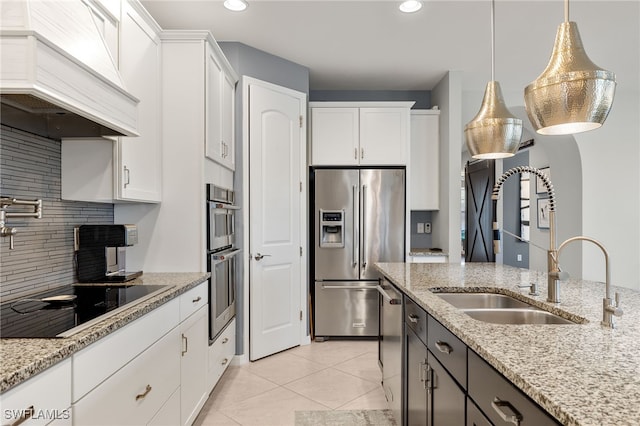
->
[409,110,440,210]
[61,0,162,203]
[310,107,359,166]
[205,43,237,171]
[116,0,162,202]
[310,102,413,166]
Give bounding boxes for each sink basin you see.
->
[435,292,532,309]
[434,292,578,325]
[463,308,576,325]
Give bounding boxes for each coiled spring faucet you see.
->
[492,167,623,328]
[1,196,43,250]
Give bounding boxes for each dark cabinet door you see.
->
[430,351,466,426]
[406,327,429,426]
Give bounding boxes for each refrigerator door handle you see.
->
[352,184,358,268]
[362,184,367,270]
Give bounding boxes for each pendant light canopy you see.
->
[465,0,522,159]
[524,0,616,135]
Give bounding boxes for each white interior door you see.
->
[248,81,305,361]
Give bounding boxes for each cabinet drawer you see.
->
[73,298,180,401]
[208,318,236,389]
[404,296,427,345]
[1,359,71,426]
[180,282,208,322]
[467,397,492,426]
[73,327,181,426]
[468,351,560,426]
[427,315,467,389]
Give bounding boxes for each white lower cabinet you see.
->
[180,306,208,426]
[73,327,181,426]
[0,359,72,426]
[3,283,213,426]
[208,318,236,391]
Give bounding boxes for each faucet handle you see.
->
[613,292,624,316]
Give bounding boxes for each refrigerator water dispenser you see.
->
[319,209,344,248]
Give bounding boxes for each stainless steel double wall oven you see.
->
[206,184,241,343]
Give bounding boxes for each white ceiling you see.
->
[141,0,639,93]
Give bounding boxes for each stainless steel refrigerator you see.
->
[313,168,405,338]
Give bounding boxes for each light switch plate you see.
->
[417,223,425,234]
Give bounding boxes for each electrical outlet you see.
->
[517,254,522,262]
[417,223,425,234]
[424,222,432,234]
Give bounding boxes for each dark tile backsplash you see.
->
[0,125,114,301]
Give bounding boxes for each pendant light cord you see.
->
[491,0,495,81]
[565,0,569,22]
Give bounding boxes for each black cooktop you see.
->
[0,284,169,338]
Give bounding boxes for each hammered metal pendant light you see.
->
[465,0,522,159]
[524,0,616,135]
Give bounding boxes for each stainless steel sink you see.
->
[463,308,576,325]
[435,292,532,309]
[434,292,578,325]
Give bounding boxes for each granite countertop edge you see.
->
[0,272,210,394]
[374,262,640,426]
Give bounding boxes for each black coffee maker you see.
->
[76,224,142,282]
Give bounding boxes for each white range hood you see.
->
[0,0,139,139]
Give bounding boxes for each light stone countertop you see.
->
[375,262,640,426]
[408,248,448,257]
[0,272,209,393]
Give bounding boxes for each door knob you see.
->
[254,253,271,261]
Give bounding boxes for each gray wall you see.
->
[0,125,113,301]
[311,90,431,109]
[218,42,310,353]
[502,151,530,268]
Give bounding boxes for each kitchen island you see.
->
[0,272,209,393]
[375,262,640,426]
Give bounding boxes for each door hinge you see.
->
[300,181,302,192]
[299,115,303,128]
[299,310,303,321]
[300,246,303,257]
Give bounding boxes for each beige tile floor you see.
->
[194,339,388,426]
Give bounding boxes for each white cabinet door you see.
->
[205,44,236,171]
[180,307,208,426]
[205,44,224,164]
[118,1,162,202]
[359,107,409,166]
[311,107,359,166]
[410,110,440,210]
[1,359,72,426]
[221,71,236,170]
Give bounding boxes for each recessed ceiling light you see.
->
[399,0,422,13]
[224,0,248,12]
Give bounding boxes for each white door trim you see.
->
[239,76,309,364]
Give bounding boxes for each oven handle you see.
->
[321,284,379,291]
[210,248,242,263]
[209,202,241,210]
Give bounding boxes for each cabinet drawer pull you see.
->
[491,397,523,425]
[182,334,188,356]
[354,148,358,160]
[221,358,229,365]
[10,405,34,426]
[408,314,420,324]
[135,384,152,401]
[435,340,453,354]
[360,147,364,159]
[192,296,202,303]
[222,337,229,344]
